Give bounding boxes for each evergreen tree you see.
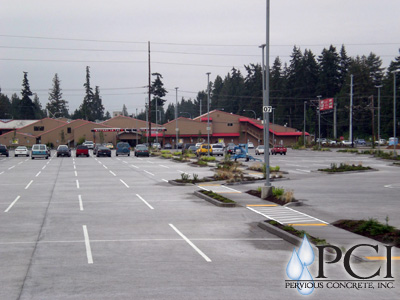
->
[92,86,105,120]
[0,90,11,119]
[317,45,341,97]
[33,94,46,119]
[122,104,129,117]
[11,93,20,119]
[19,72,36,119]
[104,111,111,120]
[210,75,224,110]
[80,66,94,121]
[165,103,175,122]
[150,73,167,122]
[47,73,69,118]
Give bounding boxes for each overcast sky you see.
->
[1,0,399,116]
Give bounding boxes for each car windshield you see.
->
[77,145,88,149]
[16,146,26,150]
[58,146,68,150]
[213,145,222,148]
[258,146,265,149]
[136,145,148,150]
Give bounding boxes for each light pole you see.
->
[243,109,256,119]
[206,72,211,156]
[175,87,179,148]
[272,108,275,145]
[303,101,307,147]
[135,108,138,146]
[317,95,322,149]
[393,70,399,157]
[375,85,382,151]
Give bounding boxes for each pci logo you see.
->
[285,235,395,295]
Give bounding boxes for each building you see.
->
[0,111,309,148]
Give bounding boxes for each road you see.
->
[0,149,398,299]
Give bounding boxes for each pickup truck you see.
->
[270,145,287,155]
[76,145,89,157]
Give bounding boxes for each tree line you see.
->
[1,45,399,140]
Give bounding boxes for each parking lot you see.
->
[0,149,399,299]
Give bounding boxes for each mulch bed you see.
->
[333,220,400,247]
[246,190,292,206]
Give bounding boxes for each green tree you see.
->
[122,104,129,117]
[0,90,11,119]
[10,93,21,119]
[33,93,46,119]
[80,66,94,121]
[47,73,69,118]
[150,73,167,122]
[19,72,36,119]
[92,86,104,120]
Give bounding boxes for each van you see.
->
[31,144,49,159]
[116,142,130,156]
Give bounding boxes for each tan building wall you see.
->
[102,115,155,130]
[0,131,37,147]
[39,119,89,148]
[73,122,114,146]
[17,118,67,136]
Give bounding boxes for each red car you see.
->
[271,145,287,155]
[76,145,89,157]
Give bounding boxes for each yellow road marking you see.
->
[365,256,400,261]
[288,223,328,226]
[247,204,277,207]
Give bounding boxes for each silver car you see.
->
[255,145,265,155]
[211,144,224,156]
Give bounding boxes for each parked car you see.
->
[187,145,198,153]
[355,139,366,146]
[164,143,172,149]
[255,145,265,155]
[329,140,337,145]
[14,146,29,157]
[56,145,71,157]
[341,140,353,146]
[97,146,112,157]
[226,143,236,155]
[247,142,254,149]
[270,145,287,155]
[176,143,184,149]
[116,142,131,156]
[0,144,9,157]
[389,137,399,146]
[375,139,387,145]
[195,142,203,148]
[183,143,196,150]
[93,143,103,155]
[211,144,224,156]
[106,143,114,149]
[31,144,49,159]
[83,141,94,149]
[134,144,150,157]
[196,144,212,156]
[152,142,161,150]
[76,145,89,157]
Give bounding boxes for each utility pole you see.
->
[148,41,152,146]
[175,87,179,148]
[394,70,399,157]
[376,85,383,151]
[206,72,211,156]
[135,108,138,146]
[333,101,337,139]
[303,101,306,147]
[370,95,375,146]
[350,74,354,147]
[317,95,322,150]
[145,102,149,145]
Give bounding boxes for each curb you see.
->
[257,221,366,263]
[168,180,194,186]
[194,190,236,207]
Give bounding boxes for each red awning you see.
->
[200,117,212,122]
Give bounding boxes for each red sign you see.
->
[319,98,334,111]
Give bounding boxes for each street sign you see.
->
[263,106,272,113]
[319,98,334,111]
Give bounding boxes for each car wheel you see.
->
[32,157,34,159]
[284,152,286,155]
[87,154,89,157]
[128,153,130,156]
[108,154,111,157]
[15,154,17,157]
[27,154,29,157]
[116,153,118,156]
[46,156,49,159]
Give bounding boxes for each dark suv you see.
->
[116,142,131,156]
[0,145,9,157]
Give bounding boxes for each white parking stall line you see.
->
[78,195,84,211]
[136,194,154,210]
[296,169,311,173]
[35,171,41,177]
[82,225,93,264]
[75,171,78,177]
[144,170,154,176]
[123,161,128,164]
[287,170,304,174]
[116,158,121,161]
[131,165,139,169]
[162,179,169,183]
[97,161,102,165]
[120,179,129,188]
[18,161,23,165]
[286,163,303,167]
[8,166,15,170]
[25,180,33,190]
[146,160,155,164]
[198,186,210,191]
[103,165,108,169]
[220,185,241,193]
[0,172,4,175]
[312,163,328,167]
[159,165,169,169]
[109,171,117,176]
[169,224,211,263]
[76,180,80,189]
[137,158,143,160]
[46,161,50,165]
[73,165,76,170]
[4,196,21,212]
[42,165,46,170]
[247,206,328,225]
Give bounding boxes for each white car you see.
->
[152,143,161,150]
[375,139,386,145]
[248,142,255,148]
[14,146,29,157]
[255,145,265,155]
[83,141,94,149]
[211,144,224,156]
[329,140,337,145]
[341,140,352,146]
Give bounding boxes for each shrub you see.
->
[161,150,171,154]
[180,173,190,182]
[355,218,395,236]
[200,156,216,162]
[161,153,172,159]
[272,187,284,198]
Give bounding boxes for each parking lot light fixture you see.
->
[175,87,179,148]
[317,95,322,150]
[243,109,256,119]
[375,85,383,151]
[206,72,211,157]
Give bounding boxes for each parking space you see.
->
[1,150,399,299]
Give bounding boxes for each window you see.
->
[67,127,71,134]
[34,126,44,131]
[227,123,233,127]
